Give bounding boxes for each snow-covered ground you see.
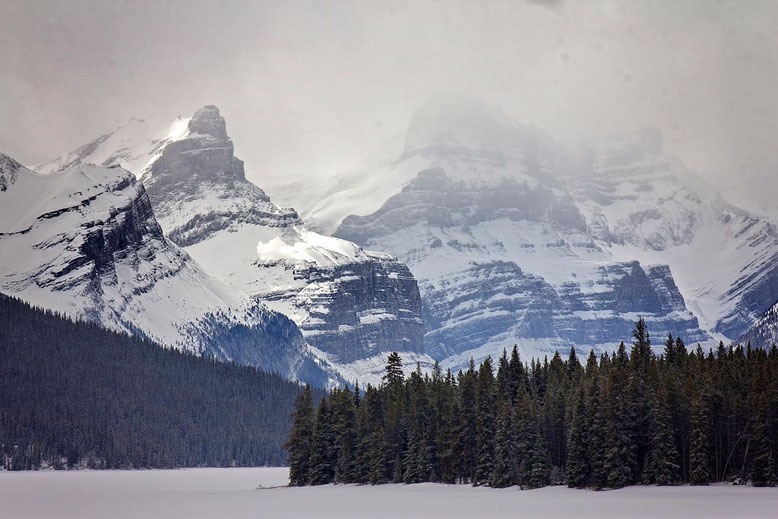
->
[1,467,776,519]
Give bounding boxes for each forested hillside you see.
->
[0,294,320,470]
[287,320,778,488]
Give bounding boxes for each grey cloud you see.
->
[1,0,776,215]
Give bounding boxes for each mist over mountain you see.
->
[24,95,778,377]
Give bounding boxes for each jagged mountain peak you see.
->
[0,153,23,191]
[0,155,337,385]
[188,105,228,139]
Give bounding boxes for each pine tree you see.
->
[496,349,511,403]
[631,318,652,374]
[689,397,711,485]
[403,426,423,483]
[309,397,336,485]
[435,372,457,483]
[513,391,534,487]
[648,389,679,485]
[473,357,496,486]
[353,398,371,484]
[566,386,589,488]
[490,403,515,488]
[368,429,389,485]
[529,422,551,488]
[508,345,525,402]
[333,388,358,483]
[383,352,404,390]
[568,346,581,380]
[750,399,776,487]
[663,333,675,364]
[604,371,635,488]
[588,384,608,489]
[284,385,315,486]
[456,362,478,483]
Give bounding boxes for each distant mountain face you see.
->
[740,300,778,349]
[0,153,330,385]
[28,97,778,379]
[306,97,778,369]
[33,106,430,384]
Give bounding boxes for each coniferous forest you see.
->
[286,319,778,489]
[0,294,322,470]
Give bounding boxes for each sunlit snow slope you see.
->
[316,98,778,370]
[0,153,329,385]
[34,106,433,384]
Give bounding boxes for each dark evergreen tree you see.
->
[435,371,458,483]
[750,398,776,487]
[648,389,679,485]
[513,391,535,488]
[490,403,516,488]
[473,357,496,486]
[496,349,511,403]
[689,397,712,485]
[456,361,478,483]
[566,386,589,488]
[368,429,389,485]
[588,380,608,489]
[285,385,315,486]
[529,422,551,488]
[333,388,358,483]
[604,353,636,488]
[383,352,404,389]
[508,345,525,402]
[309,398,336,485]
[663,333,675,364]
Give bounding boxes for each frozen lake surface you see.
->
[1,467,776,518]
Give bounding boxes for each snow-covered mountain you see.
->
[278,96,778,370]
[739,300,778,349]
[33,106,431,384]
[0,153,329,385]
[567,130,778,341]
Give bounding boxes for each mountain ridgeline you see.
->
[0,152,330,386]
[277,97,778,371]
[0,294,323,470]
[287,320,778,489]
[32,105,428,385]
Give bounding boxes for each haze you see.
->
[1,0,776,214]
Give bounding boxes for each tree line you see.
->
[0,294,322,470]
[286,319,778,488]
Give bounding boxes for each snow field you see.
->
[1,467,776,519]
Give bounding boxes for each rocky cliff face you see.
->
[335,148,707,370]
[327,99,778,369]
[36,106,429,381]
[567,130,778,339]
[739,300,778,349]
[269,250,424,364]
[0,153,329,385]
[142,106,302,245]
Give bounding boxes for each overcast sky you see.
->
[1,0,777,212]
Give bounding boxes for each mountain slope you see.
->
[568,129,778,339]
[0,153,328,385]
[325,99,778,369]
[739,300,778,348]
[34,106,431,383]
[335,165,706,370]
[0,293,323,470]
